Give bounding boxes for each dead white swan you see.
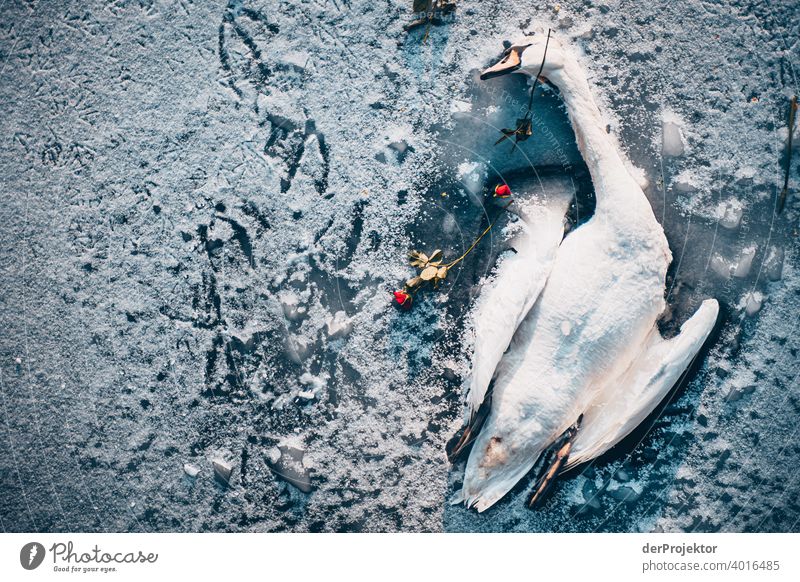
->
[450,33,719,512]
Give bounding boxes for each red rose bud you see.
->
[393,290,412,310]
[494,183,511,198]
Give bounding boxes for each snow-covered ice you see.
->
[0,0,798,533]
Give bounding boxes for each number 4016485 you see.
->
[729,560,780,571]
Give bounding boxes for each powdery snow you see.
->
[0,0,797,534]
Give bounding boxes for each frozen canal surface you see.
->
[1,0,799,532]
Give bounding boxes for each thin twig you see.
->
[524,28,552,121]
[778,95,797,214]
[423,19,431,43]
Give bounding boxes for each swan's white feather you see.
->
[459,33,717,512]
[564,298,719,470]
[465,188,573,417]
[462,216,668,511]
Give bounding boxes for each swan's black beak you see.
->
[480,45,528,80]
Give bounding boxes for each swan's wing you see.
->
[465,188,573,417]
[564,298,719,470]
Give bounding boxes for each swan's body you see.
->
[456,34,719,511]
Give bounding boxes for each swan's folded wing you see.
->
[465,190,572,417]
[564,298,719,470]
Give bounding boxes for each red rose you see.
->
[494,183,511,198]
[393,290,413,310]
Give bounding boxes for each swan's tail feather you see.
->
[563,299,720,472]
[528,415,583,508]
[446,392,492,463]
[463,458,538,513]
[449,488,465,506]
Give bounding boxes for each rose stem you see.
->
[445,201,512,270]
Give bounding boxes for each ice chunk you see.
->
[710,253,733,279]
[450,99,472,114]
[388,140,411,163]
[578,25,594,40]
[325,311,352,339]
[300,133,327,183]
[456,161,485,195]
[577,477,602,513]
[212,458,233,483]
[606,485,641,503]
[726,384,756,402]
[763,246,784,281]
[741,291,764,316]
[606,478,643,502]
[662,114,686,157]
[285,335,310,364]
[280,51,309,69]
[672,169,701,194]
[733,245,757,278]
[298,372,327,400]
[267,447,281,465]
[183,463,200,478]
[280,291,306,322]
[734,166,757,180]
[715,198,743,229]
[456,161,478,179]
[268,445,312,493]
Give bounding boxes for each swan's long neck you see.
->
[544,53,656,223]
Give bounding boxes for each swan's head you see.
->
[480,32,564,81]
